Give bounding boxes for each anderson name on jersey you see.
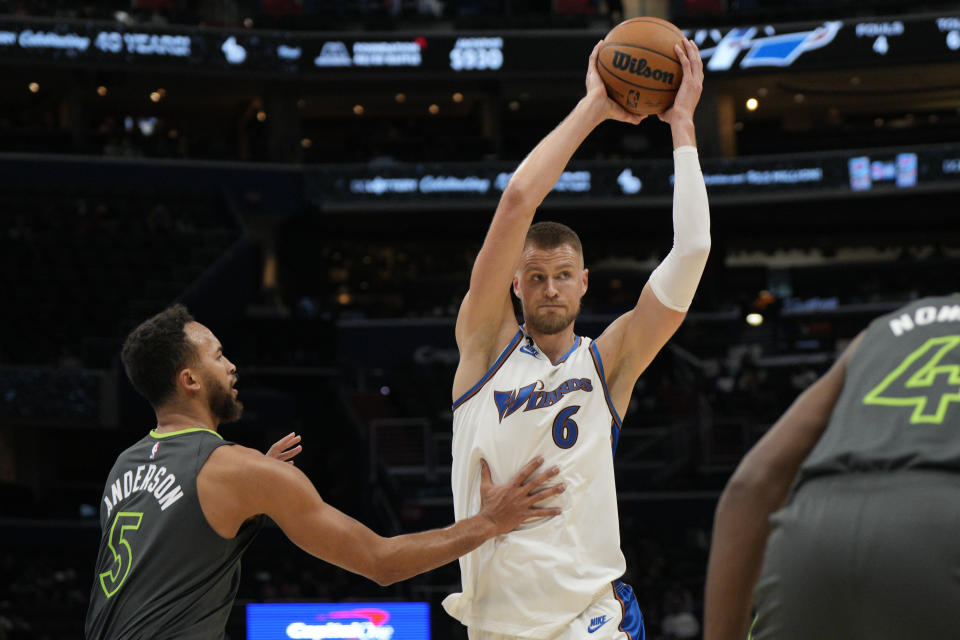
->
[100,460,185,519]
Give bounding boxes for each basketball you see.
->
[598,17,685,115]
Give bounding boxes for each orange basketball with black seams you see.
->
[598,17,685,115]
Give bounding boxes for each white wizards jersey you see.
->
[443,328,627,638]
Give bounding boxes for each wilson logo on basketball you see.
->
[611,51,675,85]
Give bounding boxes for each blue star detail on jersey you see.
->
[493,378,593,422]
[587,615,610,633]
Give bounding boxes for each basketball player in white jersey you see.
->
[443,40,708,639]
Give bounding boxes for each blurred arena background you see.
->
[1,0,959,638]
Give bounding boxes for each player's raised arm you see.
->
[595,39,709,414]
[703,332,863,640]
[454,42,644,380]
[198,446,564,586]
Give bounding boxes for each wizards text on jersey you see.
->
[493,378,593,422]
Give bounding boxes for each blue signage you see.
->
[247,602,430,640]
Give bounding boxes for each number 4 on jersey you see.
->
[863,335,960,424]
[99,511,143,598]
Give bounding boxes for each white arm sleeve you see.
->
[648,145,711,312]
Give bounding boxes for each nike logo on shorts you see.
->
[588,615,610,633]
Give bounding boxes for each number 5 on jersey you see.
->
[99,511,143,598]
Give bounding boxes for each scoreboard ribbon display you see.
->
[0,13,956,77]
[308,143,960,208]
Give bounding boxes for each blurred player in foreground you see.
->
[445,39,708,639]
[85,304,563,639]
[705,295,960,640]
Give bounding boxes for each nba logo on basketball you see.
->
[150,443,159,460]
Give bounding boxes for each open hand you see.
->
[478,457,565,535]
[266,432,302,464]
[658,38,704,126]
[585,40,646,126]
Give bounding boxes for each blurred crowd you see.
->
[3,0,958,29]
[0,518,711,640]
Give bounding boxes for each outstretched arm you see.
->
[596,39,710,412]
[703,332,864,640]
[199,450,564,586]
[454,42,644,396]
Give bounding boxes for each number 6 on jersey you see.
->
[553,406,580,448]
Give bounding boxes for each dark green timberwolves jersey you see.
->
[797,295,960,486]
[85,428,262,640]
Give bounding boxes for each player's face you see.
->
[513,243,588,335]
[184,322,243,423]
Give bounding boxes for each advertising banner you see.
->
[247,602,430,640]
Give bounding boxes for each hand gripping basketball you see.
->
[586,41,646,126]
[658,38,704,126]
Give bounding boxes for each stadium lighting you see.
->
[746,97,759,111]
[746,313,764,327]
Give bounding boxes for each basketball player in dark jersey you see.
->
[704,295,960,640]
[85,304,564,639]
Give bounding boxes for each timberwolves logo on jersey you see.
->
[493,378,593,422]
